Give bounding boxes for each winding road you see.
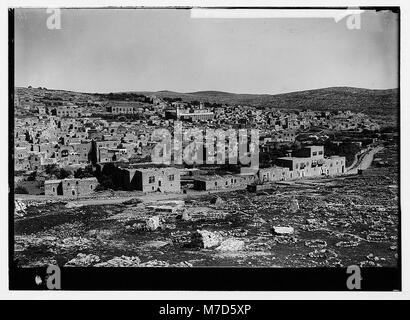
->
[347,145,384,174]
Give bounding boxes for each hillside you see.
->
[137,86,396,109]
[15,86,399,125]
[135,87,399,124]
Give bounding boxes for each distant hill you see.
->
[132,89,272,104]
[133,87,398,123]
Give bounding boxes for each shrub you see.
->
[27,171,37,181]
[15,186,29,194]
[74,166,94,179]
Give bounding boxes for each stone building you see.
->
[107,102,144,114]
[28,153,42,171]
[274,145,346,179]
[44,177,98,197]
[55,105,83,118]
[129,167,181,193]
[193,173,257,191]
[98,163,181,193]
[178,111,214,122]
[70,141,93,163]
[258,166,291,182]
[37,105,46,115]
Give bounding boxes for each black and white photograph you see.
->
[8,5,402,292]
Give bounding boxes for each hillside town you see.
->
[13,86,399,269]
[14,86,383,196]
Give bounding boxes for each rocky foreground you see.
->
[14,146,399,268]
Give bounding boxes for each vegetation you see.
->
[44,164,71,179]
[324,141,361,167]
[163,97,182,103]
[74,166,94,179]
[27,171,37,181]
[14,186,29,194]
[97,92,151,103]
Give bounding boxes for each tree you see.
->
[74,166,94,179]
[57,168,71,179]
[45,166,72,179]
[15,186,29,194]
[324,141,361,167]
[44,164,59,176]
[27,171,37,181]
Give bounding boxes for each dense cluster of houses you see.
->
[14,86,378,197]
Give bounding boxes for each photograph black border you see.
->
[8,6,402,291]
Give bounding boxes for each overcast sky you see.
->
[14,8,398,94]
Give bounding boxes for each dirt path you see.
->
[347,145,384,174]
[357,146,384,170]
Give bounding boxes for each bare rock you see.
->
[216,238,245,252]
[191,230,223,249]
[212,196,224,208]
[137,259,193,267]
[65,202,83,209]
[94,255,140,267]
[15,200,27,217]
[272,226,294,235]
[305,239,327,248]
[181,210,191,221]
[57,237,92,250]
[141,240,170,249]
[170,261,193,267]
[177,210,191,221]
[65,253,100,267]
[139,259,170,267]
[289,198,299,213]
[146,216,160,231]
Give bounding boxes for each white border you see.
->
[1,0,408,300]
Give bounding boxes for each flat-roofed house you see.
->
[107,102,144,114]
[45,177,98,197]
[129,167,180,193]
[44,179,62,196]
[99,164,181,193]
[193,173,257,191]
[56,105,83,118]
[274,145,345,179]
[258,166,290,182]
